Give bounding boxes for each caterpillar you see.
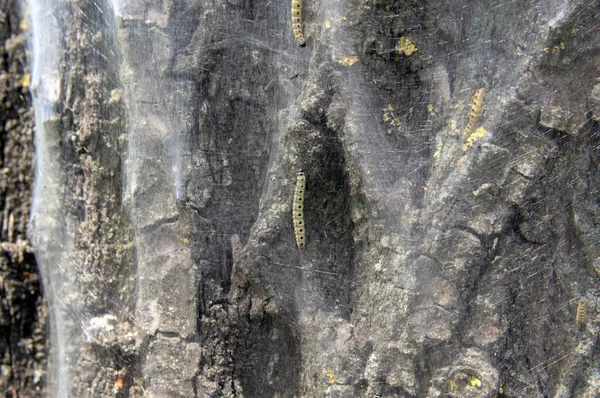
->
[463,88,485,138]
[576,299,587,331]
[293,171,306,249]
[291,0,306,47]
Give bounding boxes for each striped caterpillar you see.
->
[463,88,485,138]
[291,0,306,47]
[576,299,587,331]
[292,171,306,249]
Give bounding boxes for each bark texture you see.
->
[0,0,46,396]
[20,0,600,397]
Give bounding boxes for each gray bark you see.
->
[23,0,600,397]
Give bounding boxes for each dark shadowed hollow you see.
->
[2,0,600,397]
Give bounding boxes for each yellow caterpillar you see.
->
[576,299,587,331]
[293,171,306,248]
[291,0,306,47]
[463,88,485,138]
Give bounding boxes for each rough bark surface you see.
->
[20,0,600,397]
[0,0,46,396]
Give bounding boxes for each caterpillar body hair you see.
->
[293,171,306,249]
[576,299,587,331]
[463,88,485,138]
[291,0,306,47]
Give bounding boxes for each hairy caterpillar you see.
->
[291,0,306,47]
[576,299,587,331]
[293,171,306,248]
[463,88,485,138]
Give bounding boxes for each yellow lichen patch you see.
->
[469,376,482,387]
[383,104,395,115]
[432,140,444,159]
[326,369,339,384]
[462,127,487,151]
[338,56,359,66]
[466,127,487,144]
[382,105,402,129]
[20,73,31,88]
[396,37,418,56]
[19,3,29,31]
[449,379,458,391]
[324,19,332,29]
[544,42,565,54]
[428,104,436,115]
[447,119,459,133]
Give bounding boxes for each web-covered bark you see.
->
[23,0,600,397]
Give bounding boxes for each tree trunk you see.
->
[0,0,46,396]
[24,0,600,397]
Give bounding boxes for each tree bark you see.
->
[22,0,600,397]
[0,0,46,396]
